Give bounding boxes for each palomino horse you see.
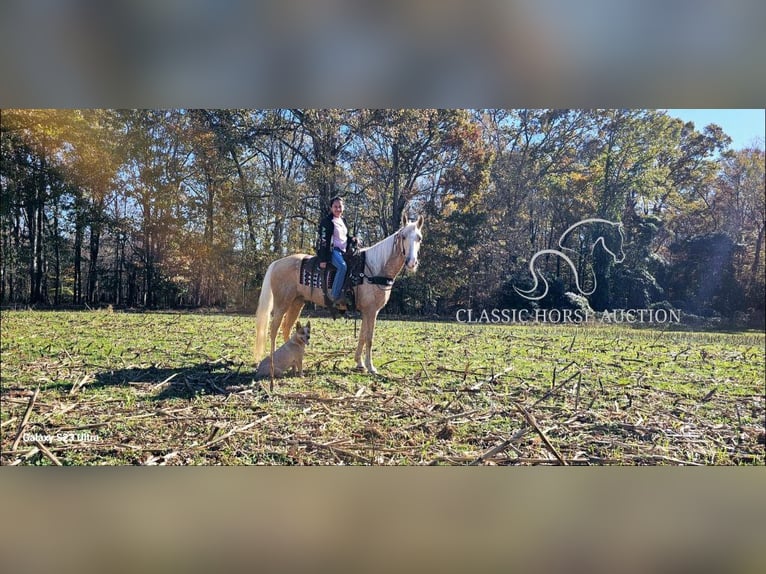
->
[254,213,424,374]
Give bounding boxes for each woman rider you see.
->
[318,196,356,308]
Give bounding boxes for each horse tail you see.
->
[254,262,275,361]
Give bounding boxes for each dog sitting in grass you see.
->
[256,321,310,378]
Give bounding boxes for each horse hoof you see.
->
[354,365,366,372]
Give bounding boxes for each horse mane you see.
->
[361,230,399,276]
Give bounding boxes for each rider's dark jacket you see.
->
[317,213,351,264]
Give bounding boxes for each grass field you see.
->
[1,309,764,465]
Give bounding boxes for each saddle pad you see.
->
[299,256,335,290]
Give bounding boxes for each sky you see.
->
[664,109,765,150]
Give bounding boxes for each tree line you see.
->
[1,109,763,326]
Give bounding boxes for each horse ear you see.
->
[401,211,408,228]
[416,214,424,228]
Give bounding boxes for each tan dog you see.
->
[256,321,310,378]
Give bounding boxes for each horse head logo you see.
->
[514,218,625,301]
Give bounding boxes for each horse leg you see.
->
[354,308,380,374]
[282,299,305,342]
[269,302,289,355]
[354,311,369,371]
[364,310,381,374]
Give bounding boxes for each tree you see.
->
[355,109,448,236]
[393,110,492,312]
[118,109,190,307]
[667,232,744,316]
[63,109,123,304]
[713,147,766,321]
[284,109,365,210]
[1,109,74,304]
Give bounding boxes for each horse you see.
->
[254,212,424,374]
[515,218,625,301]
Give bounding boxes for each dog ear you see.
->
[306,321,311,329]
[296,321,302,330]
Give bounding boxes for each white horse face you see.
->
[401,215,424,271]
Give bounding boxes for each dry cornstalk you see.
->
[295,439,372,464]
[469,426,531,466]
[9,447,40,466]
[1,417,17,429]
[513,401,568,466]
[150,372,179,391]
[69,373,91,395]
[534,368,581,407]
[199,421,258,449]
[34,440,63,466]
[469,366,514,391]
[11,387,40,451]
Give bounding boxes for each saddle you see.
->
[299,251,366,313]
